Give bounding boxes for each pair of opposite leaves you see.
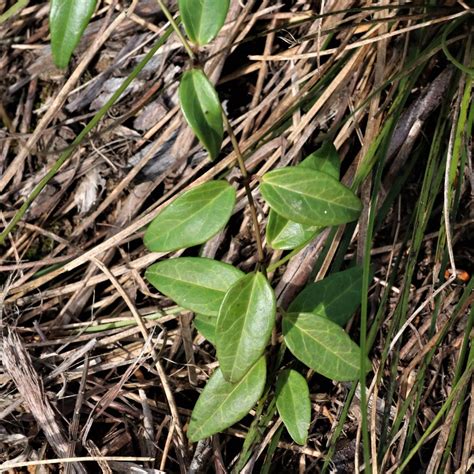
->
[143,143,362,255]
[189,362,311,444]
[50,0,229,68]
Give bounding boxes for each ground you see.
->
[0,1,473,473]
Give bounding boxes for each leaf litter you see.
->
[0,1,473,472]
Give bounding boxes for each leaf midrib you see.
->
[146,185,229,245]
[228,275,260,381]
[291,315,359,372]
[192,360,262,439]
[263,179,358,209]
[149,272,235,294]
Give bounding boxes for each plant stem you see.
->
[223,113,266,268]
[266,243,306,273]
[155,0,265,269]
[155,0,195,60]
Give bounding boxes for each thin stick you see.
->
[249,11,469,62]
[0,457,155,470]
[388,276,455,354]
[91,257,189,466]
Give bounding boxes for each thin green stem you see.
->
[0,26,174,245]
[0,0,29,24]
[359,160,385,474]
[155,0,195,60]
[321,383,358,473]
[156,0,264,270]
[266,244,306,273]
[232,387,272,473]
[223,113,266,268]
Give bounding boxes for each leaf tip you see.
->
[186,423,203,443]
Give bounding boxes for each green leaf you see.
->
[283,312,370,381]
[266,209,320,250]
[216,273,276,383]
[50,0,97,69]
[145,257,243,315]
[188,356,266,441]
[179,0,230,45]
[266,142,339,250]
[260,168,362,227]
[288,267,364,326]
[275,370,311,445]
[179,69,223,160]
[194,314,217,344]
[300,141,340,179]
[144,180,235,252]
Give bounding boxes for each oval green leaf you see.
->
[145,257,243,315]
[216,273,276,383]
[144,180,235,252]
[266,209,320,250]
[179,0,230,45]
[266,142,339,250]
[260,168,362,227]
[276,370,311,445]
[283,312,370,381]
[288,267,364,326]
[50,0,97,69]
[179,69,223,161]
[194,314,217,344]
[187,356,266,441]
[300,141,340,179]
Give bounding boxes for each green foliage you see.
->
[275,370,311,445]
[141,140,368,439]
[144,180,235,252]
[0,0,30,24]
[194,314,217,344]
[178,0,230,46]
[289,266,365,326]
[266,211,319,250]
[283,312,369,381]
[260,167,362,227]
[139,0,371,443]
[266,141,340,249]
[49,0,97,69]
[179,69,224,160]
[302,141,340,178]
[216,273,276,383]
[187,356,266,441]
[145,257,243,315]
